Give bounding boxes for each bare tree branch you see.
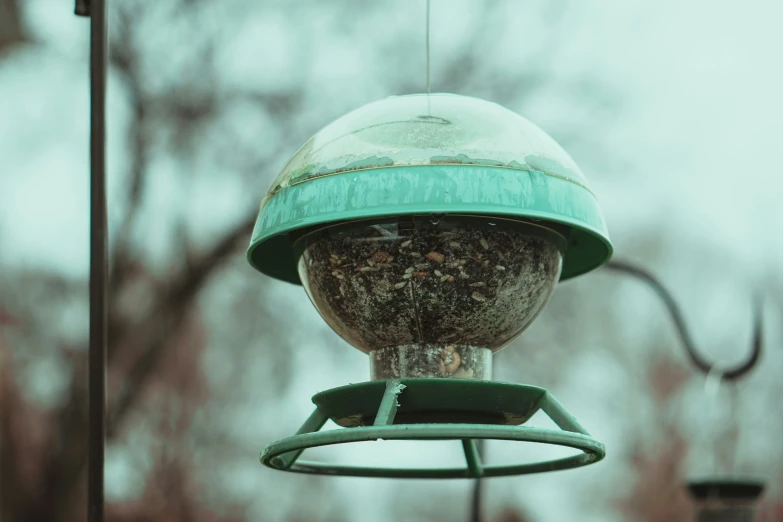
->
[107,212,257,436]
[108,6,151,306]
[0,0,26,55]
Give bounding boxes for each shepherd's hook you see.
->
[604,260,763,381]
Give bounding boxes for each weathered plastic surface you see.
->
[248,93,612,285]
[268,93,590,191]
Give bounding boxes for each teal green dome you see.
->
[247,93,612,284]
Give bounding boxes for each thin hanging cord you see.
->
[77,0,109,521]
[426,0,431,94]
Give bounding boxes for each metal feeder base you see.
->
[260,379,606,478]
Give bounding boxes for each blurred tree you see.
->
[0,0,26,54]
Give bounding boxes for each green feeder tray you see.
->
[260,379,605,478]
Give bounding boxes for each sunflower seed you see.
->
[425,251,445,263]
[371,251,390,263]
[480,238,489,250]
[471,292,487,302]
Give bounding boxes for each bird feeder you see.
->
[687,480,765,522]
[606,262,767,520]
[247,93,612,478]
[683,363,766,521]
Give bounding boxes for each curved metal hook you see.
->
[603,260,763,381]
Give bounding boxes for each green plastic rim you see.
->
[248,164,612,285]
[259,380,606,479]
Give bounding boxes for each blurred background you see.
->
[1,0,782,520]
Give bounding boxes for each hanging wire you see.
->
[426,0,431,94]
[76,0,109,521]
[604,260,763,381]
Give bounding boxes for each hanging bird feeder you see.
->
[247,93,612,478]
[687,480,765,522]
[604,262,766,520]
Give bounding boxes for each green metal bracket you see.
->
[261,380,605,478]
[373,380,405,426]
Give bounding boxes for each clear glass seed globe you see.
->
[295,216,563,380]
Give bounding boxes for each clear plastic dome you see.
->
[269,93,590,193]
[249,93,612,286]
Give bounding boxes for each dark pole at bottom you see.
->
[470,439,485,522]
[687,481,765,522]
[77,0,109,521]
[470,354,497,522]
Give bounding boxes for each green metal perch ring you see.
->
[259,379,606,479]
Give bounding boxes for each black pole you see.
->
[469,354,497,522]
[77,1,109,521]
[469,439,485,522]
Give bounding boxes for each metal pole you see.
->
[469,452,484,522]
[469,354,496,522]
[77,1,109,521]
